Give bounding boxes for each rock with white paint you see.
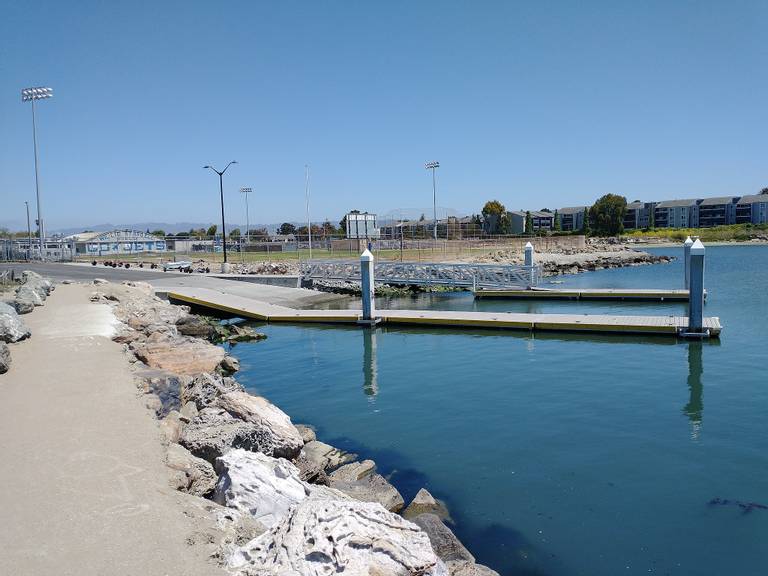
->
[229,498,447,576]
[166,442,217,497]
[0,302,31,343]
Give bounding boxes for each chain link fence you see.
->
[1,232,585,267]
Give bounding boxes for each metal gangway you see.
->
[300,260,542,289]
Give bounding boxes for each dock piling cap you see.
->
[684,236,694,246]
[524,242,533,249]
[690,239,705,255]
[360,249,374,261]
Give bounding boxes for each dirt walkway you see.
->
[0,284,224,576]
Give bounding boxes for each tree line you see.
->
[480,194,626,237]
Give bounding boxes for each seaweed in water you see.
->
[708,498,768,514]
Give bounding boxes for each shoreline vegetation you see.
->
[83,278,495,575]
[623,222,768,243]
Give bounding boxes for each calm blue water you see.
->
[228,245,768,576]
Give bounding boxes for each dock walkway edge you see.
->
[165,288,722,338]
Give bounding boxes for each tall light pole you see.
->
[22,86,53,257]
[24,201,32,260]
[425,161,440,241]
[305,164,312,259]
[240,187,253,243]
[204,161,237,268]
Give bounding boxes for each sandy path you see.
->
[0,284,224,576]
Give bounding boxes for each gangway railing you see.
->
[300,260,541,289]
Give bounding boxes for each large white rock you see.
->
[230,498,447,576]
[214,449,310,529]
[213,449,348,529]
[0,302,31,343]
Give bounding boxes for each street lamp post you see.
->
[22,86,53,258]
[204,161,237,270]
[24,201,32,261]
[425,161,440,241]
[240,187,253,243]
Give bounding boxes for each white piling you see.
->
[524,242,535,286]
[683,236,693,289]
[687,239,705,334]
[360,249,375,323]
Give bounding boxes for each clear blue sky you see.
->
[2,0,766,230]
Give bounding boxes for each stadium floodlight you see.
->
[203,161,237,264]
[424,161,440,240]
[240,187,253,242]
[22,87,53,101]
[21,86,53,257]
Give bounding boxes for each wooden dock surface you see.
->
[166,287,721,337]
[475,287,701,301]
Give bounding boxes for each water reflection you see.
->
[363,329,378,399]
[683,341,703,440]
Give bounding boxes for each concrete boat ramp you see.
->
[166,287,722,338]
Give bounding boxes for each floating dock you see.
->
[166,287,722,338]
[474,287,701,301]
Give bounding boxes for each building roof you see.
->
[64,229,160,242]
[508,210,553,219]
[626,201,645,210]
[655,199,698,208]
[558,206,588,214]
[737,194,768,205]
[64,231,101,241]
[698,196,739,207]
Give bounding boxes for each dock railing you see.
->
[301,259,542,289]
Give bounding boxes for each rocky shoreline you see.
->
[88,279,497,575]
